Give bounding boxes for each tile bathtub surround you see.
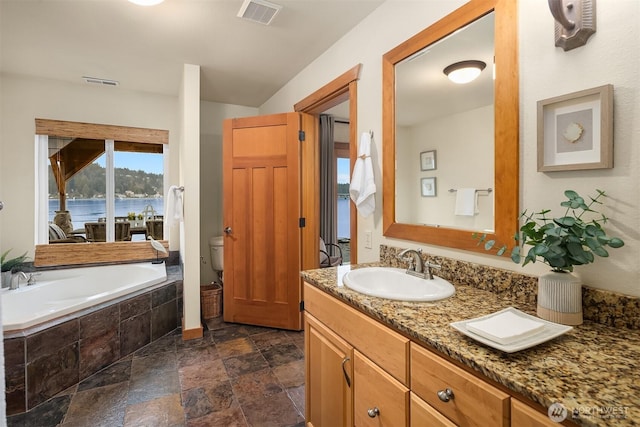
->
[6,320,305,427]
[380,244,640,329]
[4,279,183,415]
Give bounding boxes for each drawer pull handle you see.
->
[437,388,455,402]
[341,357,351,387]
[367,407,380,418]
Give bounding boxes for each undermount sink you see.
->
[342,267,455,302]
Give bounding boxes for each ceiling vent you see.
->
[82,76,119,87]
[237,0,282,25]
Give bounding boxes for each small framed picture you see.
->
[537,84,613,171]
[420,150,437,171]
[421,177,436,197]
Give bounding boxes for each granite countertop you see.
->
[301,263,640,427]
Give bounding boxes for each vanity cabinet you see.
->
[353,350,409,426]
[304,313,353,427]
[410,392,457,427]
[411,343,509,427]
[511,399,558,427]
[304,282,557,427]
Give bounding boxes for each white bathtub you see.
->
[2,262,167,331]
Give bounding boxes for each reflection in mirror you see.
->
[382,0,519,253]
[395,13,494,232]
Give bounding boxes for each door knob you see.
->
[367,407,380,418]
[224,227,232,234]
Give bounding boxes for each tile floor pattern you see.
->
[7,318,305,427]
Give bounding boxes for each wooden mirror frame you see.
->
[382,0,518,253]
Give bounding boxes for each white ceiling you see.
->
[0,0,384,107]
[395,12,494,126]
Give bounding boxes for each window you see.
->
[36,119,168,244]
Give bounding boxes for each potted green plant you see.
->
[474,189,624,325]
[1,249,30,288]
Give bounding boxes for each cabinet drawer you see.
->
[410,392,457,427]
[304,282,410,385]
[354,350,409,427]
[511,399,558,427]
[411,343,509,427]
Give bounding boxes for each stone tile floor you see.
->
[7,318,305,427]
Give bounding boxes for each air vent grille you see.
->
[237,0,282,25]
[83,76,119,86]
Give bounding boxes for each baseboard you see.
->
[181,317,203,340]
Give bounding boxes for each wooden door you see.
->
[305,313,354,427]
[222,112,310,330]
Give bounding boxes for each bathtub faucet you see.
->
[9,271,28,290]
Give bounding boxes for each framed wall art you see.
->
[537,84,613,172]
[421,177,436,197]
[420,150,437,171]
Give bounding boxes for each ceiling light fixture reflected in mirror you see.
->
[128,0,164,6]
[443,60,486,84]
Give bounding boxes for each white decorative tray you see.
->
[450,307,573,353]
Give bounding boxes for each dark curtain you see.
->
[319,114,336,246]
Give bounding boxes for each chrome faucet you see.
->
[9,271,28,290]
[397,248,442,280]
[398,248,426,278]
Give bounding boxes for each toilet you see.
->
[209,236,224,283]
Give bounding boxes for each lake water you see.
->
[337,197,350,239]
[49,198,164,230]
[51,197,351,238]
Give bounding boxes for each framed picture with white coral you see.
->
[537,84,613,172]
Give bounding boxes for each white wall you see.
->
[261,0,640,296]
[199,101,258,285]
[396,105,494,230]
[179,64,202,332]
[0,73,179,258]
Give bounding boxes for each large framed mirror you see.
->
[382,0,518,253]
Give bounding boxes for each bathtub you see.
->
[2,262,167,331]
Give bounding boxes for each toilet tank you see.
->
[209,236,224,271]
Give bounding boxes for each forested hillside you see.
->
[48,164,163,198]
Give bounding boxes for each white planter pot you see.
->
[1,271,11,289]
[537,271,583,326]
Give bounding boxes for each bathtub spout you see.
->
[10,271,28,290]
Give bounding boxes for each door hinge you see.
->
[299,301,305,311]
[298,130,305,142]
[299,217,306,228]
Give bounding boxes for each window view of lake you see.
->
[49,198,164,231]
[337,197,350,239]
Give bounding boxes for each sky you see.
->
[96,152,163,174]
[337,158,350,184]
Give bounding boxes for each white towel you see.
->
[349,132,376,217]
[454,188,478,216]
[165,185,184,227]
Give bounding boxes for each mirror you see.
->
[383,0,518,253]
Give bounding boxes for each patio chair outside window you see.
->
[85,222,131,242]
[319,237,343,268]
[145,219,163,240]
[48,223,86,244]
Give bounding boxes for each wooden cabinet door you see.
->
[411,392,457,427]
[512,400,558,427]
[305,313,354,427]
[354,350,409,427]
